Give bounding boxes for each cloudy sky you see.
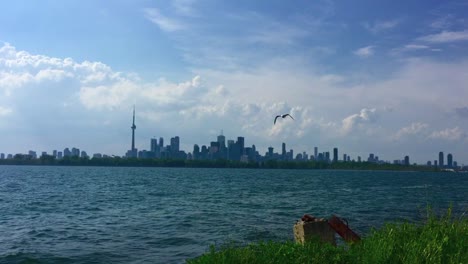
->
[1,0,468,164]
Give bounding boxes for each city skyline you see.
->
[0,108,461,167]
[1,1,468,164]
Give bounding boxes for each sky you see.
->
[1,0,468,164]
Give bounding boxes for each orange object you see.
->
[328,215,361,243]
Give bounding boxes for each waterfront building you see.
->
[57,151,63,159]
[193,144,200,160]
[0,153,4,159]
[282,143,286,160]
[333,148,338,163]
[447,153,453,168]
[93,153,102,158]
[434,160,438,167]
[71,147,80,157]
[28,150,37,159]
[343,154,347,162]
[439,151,444,167]
[237,137,245,155]
[53,150,57,158]
[358,156,361,162]
[314,147,318,160]
[427,161,432,166]
[404,155,410,166]
[7,154,12,159]
[81,151,88,158]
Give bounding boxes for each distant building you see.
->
[314,147,318,160]
[333,148,338,163]
[57,151,63,159]
[343,154,347,162]
[282,143,286,160]
[93,153,102,158]
[0,153,4,159]
[28,150,37,159]
[71,147,80,157]
[439,151,444,167]
[81,151,88,159]
[404,155,410,166]
[447,153,453,168]
[427,161,431,166]
[357,156,361,162]
[53,150,57,158]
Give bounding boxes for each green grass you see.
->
[188,209,468,264]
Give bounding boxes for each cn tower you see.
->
[131,105,136,154]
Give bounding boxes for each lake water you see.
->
[0,166,466,263]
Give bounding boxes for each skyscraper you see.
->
[151,138,158,152]
[282,143,286,159]
[131,106,136,156]
[333,148,338,163]
[404,155,409,166]
[439,151,444,167]
[314,147,318,159]
[447,153,453,168]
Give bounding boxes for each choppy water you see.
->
[0,166,466,263]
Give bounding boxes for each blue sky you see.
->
[1,0,468,164]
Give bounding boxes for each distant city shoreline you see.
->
[1,156,462,172]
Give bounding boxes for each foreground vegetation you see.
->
[188,209,467,264]
[0,155,439,171]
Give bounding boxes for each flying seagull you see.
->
[274,114,294,125]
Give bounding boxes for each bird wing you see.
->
[284,114,294,120]
[274,115,281,124]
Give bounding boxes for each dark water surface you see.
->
[0,166,466,263]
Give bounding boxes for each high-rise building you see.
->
[447,153,453,168]
[131,106,136,156]
[343,154,347,162]
[53,150,57,158]
[282,143,286,159]
[64,148,71,157]
[170,136,180,153]
[237,137,245,155]
[333,148,338,162]
[217,132,226,150]
[193,144,200,160]
[0,153,4,159]
[404,155,410,166]
[314,147,318,159]
[151,138,158,152]
[268,146,274,158]
[159,137,164,148]
[357,156,361,162]
[434,160,438,167]
[439,151,444,167]
[72,147,80,157]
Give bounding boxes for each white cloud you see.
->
[0,106,12,116]
[429,127,467,141]
[364,19,400,34]
[393,122,429,140]
[354,46,375,58]
[144,8,185,32]
[341,108,378,134]
[418,30,468,43]
[172,0,198,16]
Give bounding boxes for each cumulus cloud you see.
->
[354,46,375,58]
[341,108,378,134]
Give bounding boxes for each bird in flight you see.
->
[274,114,294,125]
